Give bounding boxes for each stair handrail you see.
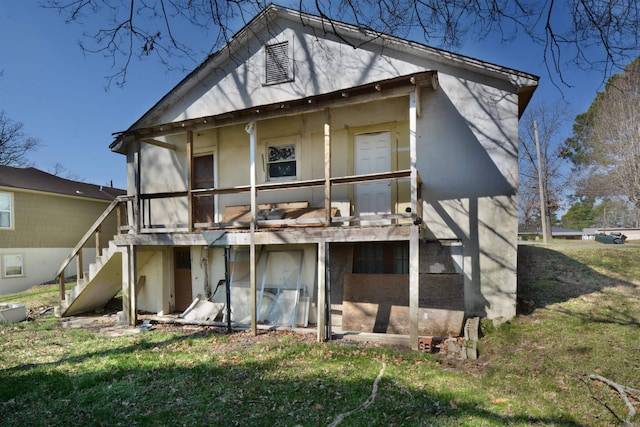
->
[55,195,133,281]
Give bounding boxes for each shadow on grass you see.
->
[517,245,637,315]
[0,328,590,426]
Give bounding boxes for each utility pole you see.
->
[534,120,549,244]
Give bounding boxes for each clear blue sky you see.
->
[0,2,607,190]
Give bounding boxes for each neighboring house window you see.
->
[267,144,297,180]
[265,41,293,84]
[353,242,409,274]
[0,192,12,229]
[3,254,24,278]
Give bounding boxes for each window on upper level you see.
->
[0,192,13,229]
[266,143,297,181]
[265,41,293,85]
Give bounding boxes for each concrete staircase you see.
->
[61,241,125,317]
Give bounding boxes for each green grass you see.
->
[1,244,639,426]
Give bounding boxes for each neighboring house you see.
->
[518,226,583,240]
[59,5,538,349]
[0,166,124,294]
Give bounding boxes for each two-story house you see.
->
[0,166,123,294]
[57,5,538,350]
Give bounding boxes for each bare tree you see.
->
[519,100,572,230]
[44,0,640,88]
[48,162,83,182]
[567,57,640,211]
[0,111,41,167]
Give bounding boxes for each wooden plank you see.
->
[141,138,176,150]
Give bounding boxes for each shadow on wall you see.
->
[420,83,519,317]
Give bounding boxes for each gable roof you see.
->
[111,4,538,151]
[0,166,125,201]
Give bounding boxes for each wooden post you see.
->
[76,251,83,280]
[409,227,420,350]
[129,245,138,325]
[317,240,326,342]
[121,244,137,326]
[409,90,419,223]
[409,89,420,350]
[324,108,332,226]
[59,274,65,303]
[95,225,103,257]
[133,140,141,233]
[246,121,257,336]
[187,130,194,232]
[121,245,131,325]
[116,202,123,234]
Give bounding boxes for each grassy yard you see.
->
[1,244,639,426]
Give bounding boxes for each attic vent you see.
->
[265,41,293,85]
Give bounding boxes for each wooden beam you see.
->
[246,121,257,336]
[95,226,102,257]
[129,245,138,326]
[409,227,420,350]
[317,240,327,342]
[324,108,331,226]
[123,73,435,140]
[141,138,177,150]
[187,131,194,232]
[134,140,141,234]
[59,274,65,303]
[409,90,420,350]
[121,245,131,325]
[76,251,83,280]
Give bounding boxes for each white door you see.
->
[355,132,391,224]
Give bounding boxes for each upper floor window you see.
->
[265,41,293,85]
[267,144,297,180]
[0,192,12,229]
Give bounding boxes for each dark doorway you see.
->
[174,247,192,312]
[193,154,215,225]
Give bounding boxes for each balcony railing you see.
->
[136,169,423,231]
[55,195,133,302]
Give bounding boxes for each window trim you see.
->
[262,136,300,182]
[3,254,24,278]
[0,192,13,230]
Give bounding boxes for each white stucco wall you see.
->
[0,247,96,295]
[417,73,519,321]
[123,10,535,322]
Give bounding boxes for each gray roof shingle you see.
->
[0,166,125,201]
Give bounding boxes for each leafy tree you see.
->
[560,197,596,230]
[592,199,638,228]
[0,111,40,167]
[44,0,640,87]
[564,57,640,212]
[519,100,571,231]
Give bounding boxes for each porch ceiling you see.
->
[110,71,437,154]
